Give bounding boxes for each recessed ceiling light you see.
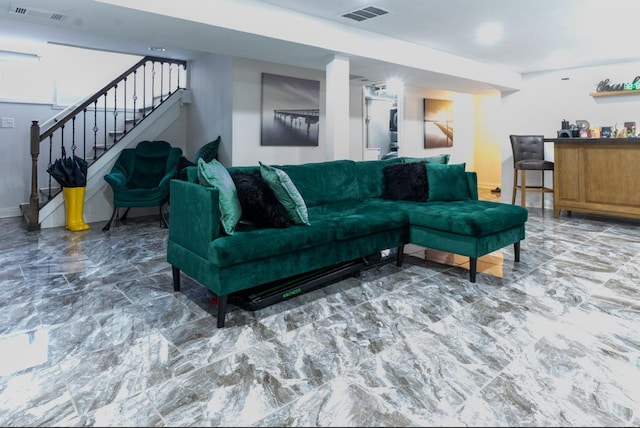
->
[476,22,503,45]
[149,46,166,52]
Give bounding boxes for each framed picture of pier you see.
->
[261,73,320,146]
[423,98,454,148]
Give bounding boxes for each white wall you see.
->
[348,83,366,160]
[185,53,234,164]
[500,60,640,206]
[473,93,503,190]
[0,102,63,217]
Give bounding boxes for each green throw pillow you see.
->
[401,154,450,164]
[426,163,470,201]
[193,136,222,163]
[197,158,241,235]
[259,162,310,226]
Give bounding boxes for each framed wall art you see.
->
[423,98,453,148]
[261,73,320,146]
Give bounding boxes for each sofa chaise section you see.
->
[400,199,527,282]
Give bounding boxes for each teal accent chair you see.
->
[103,140,182,231]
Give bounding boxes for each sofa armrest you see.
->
[169,179,221,259]
[466,171,479,200]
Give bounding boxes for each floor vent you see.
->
[8,4,67,21]
[341,6,389,22]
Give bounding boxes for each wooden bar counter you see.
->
[551,137,640,220]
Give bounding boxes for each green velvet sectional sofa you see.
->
[167,157,529,328]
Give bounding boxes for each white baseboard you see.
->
[0,207,21,219]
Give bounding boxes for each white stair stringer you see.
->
[38,89,187,229]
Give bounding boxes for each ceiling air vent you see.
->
[342,5,389,22]
[8,4,67,21]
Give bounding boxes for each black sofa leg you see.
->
[514,241,521,262]
[172,266,181,291]
[469,257,477,283]
[396,244,404,267]
[217,295,228,328]
[102,206,118,232]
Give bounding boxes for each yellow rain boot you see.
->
[63,187,90,231]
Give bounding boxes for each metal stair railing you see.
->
[26,55,187,231]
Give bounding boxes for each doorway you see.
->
[363,84,398,160]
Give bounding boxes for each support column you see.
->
[325,54,350,160]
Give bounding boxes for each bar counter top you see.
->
[546,137,640,144]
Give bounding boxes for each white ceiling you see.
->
[2,0,640,94]
[260,0,640,74]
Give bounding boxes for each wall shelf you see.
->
[590,90,640,97]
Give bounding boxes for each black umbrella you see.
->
[47,146,88,188]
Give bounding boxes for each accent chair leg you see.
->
[396,244,404,267]
[514,241,521,263]
[102,206,118,231]
[217,295,228,328]
[172,265,181,291]
[159,203,169,228]
[469,257,477,283]
[118,207,130,225]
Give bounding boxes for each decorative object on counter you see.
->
[624,122,637,138]
[601,126,612,138]
[576,120,590,138]
[557,122,580,138]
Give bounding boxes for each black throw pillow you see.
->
[382,162,428,202]
[176,156,197,180]
[230,170,292,228]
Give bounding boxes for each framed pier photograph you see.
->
[261,73,320,146]
[423,98,454,148]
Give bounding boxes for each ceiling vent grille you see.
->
[8,4,67,21]
[342,6,389,22]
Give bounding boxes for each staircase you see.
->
[22,56,188,231]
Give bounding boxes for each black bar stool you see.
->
[510,135,554,209]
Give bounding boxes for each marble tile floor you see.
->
[1,205,640,427]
